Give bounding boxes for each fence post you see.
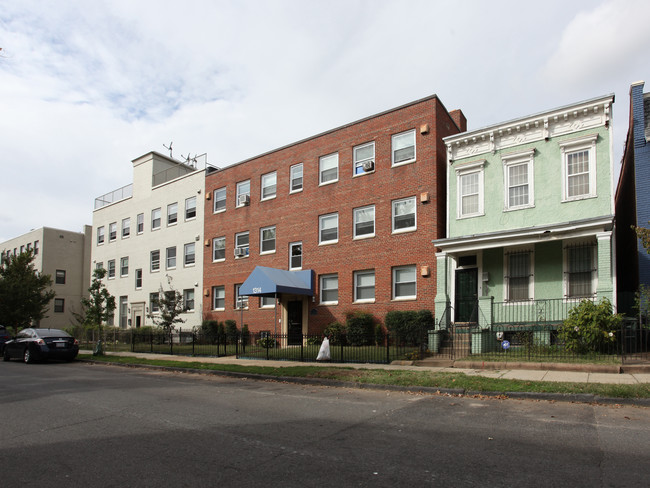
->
[131,329,135,353]
[192,327,195,356]
[386,332,390,364]
[300,335,304,362]
[150,331,153,353]
[169,330,173,355]
[340,335,344,363]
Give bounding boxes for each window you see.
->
[183,289,195,311]
[109,222,117,242]
[260,226,276,254]
[150,250,160,272]
[561,135,597,201]
[96,262,103,271]
[214,187,226,212]
[120,257,129,277]
[319,153,339,185]
[319,213,338,244]
[34,240,39,255]
[354,270,375,302]
[503,150,534,210]
[235,284,248,309]
[107,259,116,279]
[213,237,226,261]
[289,242,302,270]
[54,298,65,313]
[167,202,178,225]
[55,269,66,285]
[166,246,177,269]
[212,286,225,310]
[320,274,338,305]
[235,232,249,258]
[119,296,128,328]
[261,172,277,200]
[260,296,275,308]
[150,292,160,313]
[137,213,144,234]
[456,161,485,218]
[236,180,250,207]
[392,129,416,166]
[184,243,195,266]
[392,197,416,232]
[354,205,375,238]
[393,265,416,300]
[135,269,143,289]
[151,208,161,230]
[185,196,196,220]
[354,142,375,175]
[565,244,595,298]
[505,251,532,301]
[122,218,131,238]
[290,163,303,193]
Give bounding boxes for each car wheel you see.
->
[23,347,34,364]
[2,350,9,361]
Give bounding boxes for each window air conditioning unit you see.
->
[238,194,250,206]
[234,247,247,258]
[362,160,375,172]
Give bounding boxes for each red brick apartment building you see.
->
[202,95,466,337]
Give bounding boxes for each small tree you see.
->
[558,299,622,354]
[79,268,116,354]
[345,311,375,346]
[0,250,56,335]
[148,283,186,333]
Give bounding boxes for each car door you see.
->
[7,330,30,358]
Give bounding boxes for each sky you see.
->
[1,0,649,242]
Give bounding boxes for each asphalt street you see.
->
[2,361,650,487]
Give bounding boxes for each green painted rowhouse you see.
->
[433,94,616,352]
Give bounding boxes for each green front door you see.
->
[455,268,478,323]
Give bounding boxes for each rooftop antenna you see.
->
[163,141,173,158]
[181,153,199,168]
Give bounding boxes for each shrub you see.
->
[324,322,346,345]
[256,336,277,348]
[225,319,238,344]
[241,323,250,346]
[345,311,375,346]
[200,320,221,343]
[559,299,622,354]
[375,323,385,346]
[384,310,432,346]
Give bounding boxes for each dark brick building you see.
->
[202,95,466,336]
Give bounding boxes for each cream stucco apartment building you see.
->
[1,226,92,328]
[91,151,205,329]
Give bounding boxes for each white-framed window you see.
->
[185,196,197,220]
[236,180,250,207]
[503,149,535,210]
[354,142,375,175]
[184,242,195,266]
[150,250,160,272]
[260,296,275,308]
[354,205,375,238]
[320,274,338,305]
[183,289,195,311]
[289,242,302,270]
[135,269,142,289]
[55,269,66,284]
[354,270,375,302]
[235,231,249,258]
[456,161,485,218]
[120,257,129,277]
[109,222,117,242]
[212,286,225,310]
[95,262,103,271]
[150,292,160,313]
[290,163,303,193]
[151,208,161,230]
[319,153,339,185]
[560,135,597,201]
[167,202,178,226]
[166,246,176,269]
[392,197,416,233]
[214,187,226,212]
[319,213,338,244]
[97,226,105,245]
[261,172,277,200]
[235,284,248,309]
[34,240,39,255]
[122,218,131,238]
[260,226,276,254]
[505,249,533,302]
[392,129,416,166]
[107,259,116,279]
[137,213,144,234]
[213,236,226,261]
[564,243,596,298]
[393,265,416,300]
[54,298,65,313]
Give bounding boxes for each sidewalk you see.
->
[80,350,650,385]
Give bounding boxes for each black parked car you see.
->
[3,328,79,363]
[0,326,10,354]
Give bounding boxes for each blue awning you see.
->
[239,266,314,297]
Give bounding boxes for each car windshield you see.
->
[34,329,71,338]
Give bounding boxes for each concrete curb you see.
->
[81,359,650,407]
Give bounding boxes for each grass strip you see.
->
[78,354,650,399]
